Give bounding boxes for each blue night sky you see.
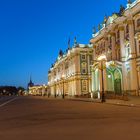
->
[0,0,127,88]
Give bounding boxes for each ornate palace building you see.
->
[90,0,140,98]
[48,40,93,97]
[29,85,48,96]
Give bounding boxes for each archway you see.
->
[106,70,114,92]
[95,69,99,92]
[126,70,131,92]
[114,69,122,95]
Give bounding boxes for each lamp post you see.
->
[47,82,50,97]
[92,55,106,102]
[62,74,65,99]
[54,79,57,98]
[100,60,106,102]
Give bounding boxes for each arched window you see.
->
[81,54,86,60]
[137,19,140,27]
[117,30,120,39]
[81,62,87,74]
[126,24,129,34]
[65,62,68,69]
[82,80,87,91]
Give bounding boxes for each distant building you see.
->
[48,40,93,97]
[90,0,140,98]
[29,85,48,96]
[27,77,34,90]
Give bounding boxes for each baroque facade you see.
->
[48,43,93,97]
[29,85,48,96]
[90,0,140,98]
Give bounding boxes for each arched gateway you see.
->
[91,61,123,99]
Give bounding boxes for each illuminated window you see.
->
[82,80,87,91]
[81,54,86,60]
[125,44,130,58]
[126,24,129,34]
[117,30,120,40]
[125,25,129,40]
[81,62,87,74]
[137,19,140,27]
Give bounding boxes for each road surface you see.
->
[0,96,140,140]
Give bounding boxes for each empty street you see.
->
[0,96,140,140]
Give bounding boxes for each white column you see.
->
[89,76,91,93]
[111,33,116,60]
[128,20,138,95]
[105,37,108,58]
[99,68,102,99]
[103,68,107,93]
[128,20,136,57]
[91,71,95,98]
[137,68,140,95]
[122,63,127,92]
[119,26,127,93]
[130,60,138,94]
[87,54,90,74]
[73,80,76,96]
[75,54,80,74]
[119,26,125,61]
[93,46,96,59]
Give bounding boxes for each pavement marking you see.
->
[0,97,18,107]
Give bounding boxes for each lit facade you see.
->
[29,85,48,96]
[90,0,140,98]
[48,44,93,97]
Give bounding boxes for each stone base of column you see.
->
[126,90,138,96]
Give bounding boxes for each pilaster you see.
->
[111,33,116,60]
[128,19,136,58]
[122,63,127,92]
[129,59,138,95]
[128,19,138,95]
[119,26,126,61]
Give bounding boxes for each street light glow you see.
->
[97,55,107,61]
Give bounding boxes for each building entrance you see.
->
[114,79,122,95]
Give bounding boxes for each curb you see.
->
[66,98,140,108]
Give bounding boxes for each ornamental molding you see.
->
[110,32,116,36]
[133,13,140,19]
[118,26,125,31]
[127,19,134,24]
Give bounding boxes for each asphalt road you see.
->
[0,96,140,140]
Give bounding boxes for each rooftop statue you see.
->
[103,15,107,25]
[93,27,96,34]
[74,37,79,47]
[59,49,63,57]
[127,0,132,4]
[68,37,71,50]
[98,24,101,31]
[74,37,77,45]
[119,5,125,16]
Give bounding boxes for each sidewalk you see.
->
[106,96,140,107]
[38,95,140,107]
[66,96,140,107]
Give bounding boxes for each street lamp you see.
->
[62,74,65,99]
[91,55,106,102]
[54,78,57,98]
[100,60,106,102]
[97,55,107,103]
[47,82,50,97]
